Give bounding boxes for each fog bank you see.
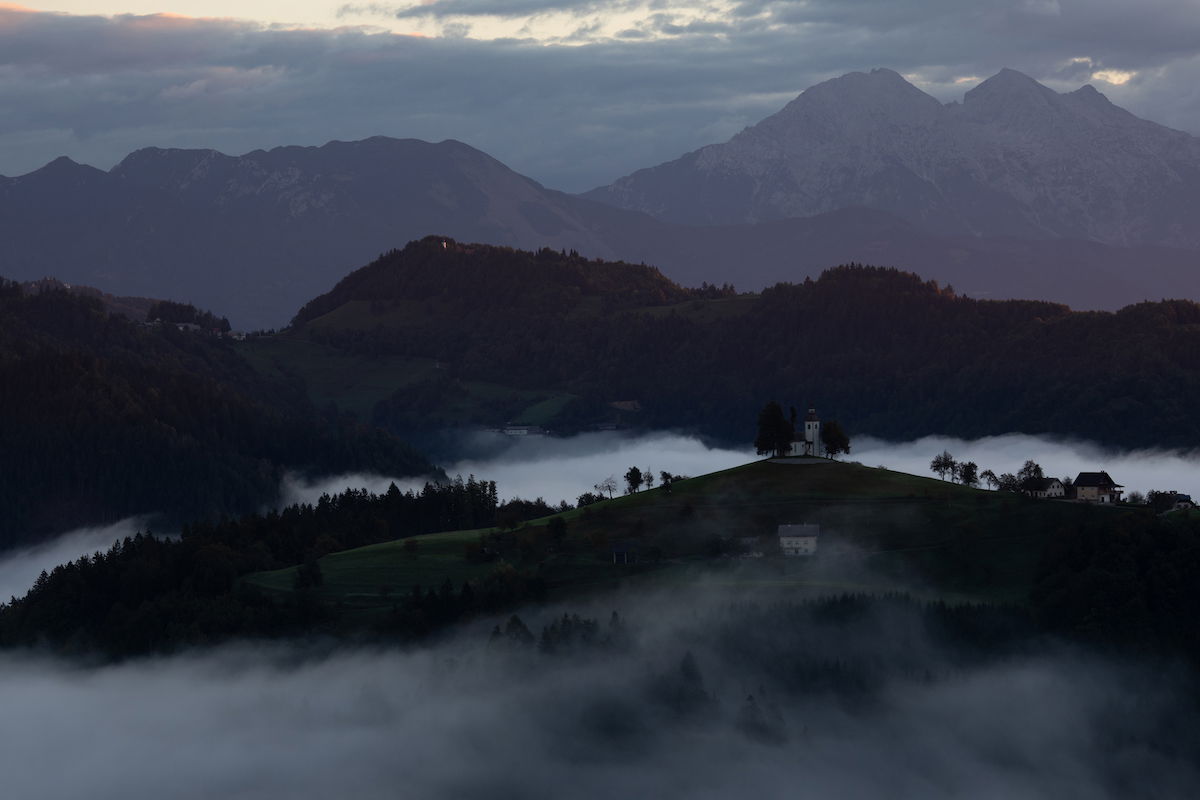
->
[854,433,1200,498]
[283,430,1199,508]
[282,431,753,507]
[0,587,1195,799]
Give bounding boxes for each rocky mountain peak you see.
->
[960,68,1064,122]
[773,67,943,125]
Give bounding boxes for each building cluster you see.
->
[1023,471,1124,504]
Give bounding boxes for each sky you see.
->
[4,1,1200,190]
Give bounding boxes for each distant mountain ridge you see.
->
[4,70,1200,328]
[0,138,651,328]
[585,68,1200,248]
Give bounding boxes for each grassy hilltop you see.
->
[245,456,1128,611]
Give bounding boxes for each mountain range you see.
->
[2,68,1199,328]
[586,67,1200,247]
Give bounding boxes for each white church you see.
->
[789,408,822,457]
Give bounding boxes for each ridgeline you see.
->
[244,236,1200,451]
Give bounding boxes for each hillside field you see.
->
[245,457,1133,610]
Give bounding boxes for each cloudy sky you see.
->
[4,1,1200,190]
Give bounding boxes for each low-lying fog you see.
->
[0,585,1194,799]
[285,430,1200,507]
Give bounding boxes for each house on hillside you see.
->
[1024,478,1065,499]
[789,408,822,457]
[778,524,819,556]
[1073,472,1123,504]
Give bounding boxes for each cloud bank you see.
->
[282,429,1200,509]
[0,586,1195,799]
[854,432,1200,498]
[3,3,1200,190]
[280,430,752,506]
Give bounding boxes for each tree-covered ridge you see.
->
[0,477,543,657]
[291,236,692,327]
[0,281,435,545]
[278,247,1200,449]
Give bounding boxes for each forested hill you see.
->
[279,240,1200,450]
[291,236,693,327]
[0,281,436,547]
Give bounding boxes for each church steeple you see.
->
[803,408,821,456]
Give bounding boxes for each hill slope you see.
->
[257,239,1200,451]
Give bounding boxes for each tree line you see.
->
[0,476,561,657]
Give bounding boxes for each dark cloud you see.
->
[1,3,1199,191]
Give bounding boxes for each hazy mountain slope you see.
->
[630,208,1200,310]
[4,124,1199,329]
[585,68,1200,247]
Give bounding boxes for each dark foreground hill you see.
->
[255,237,1200,451]
[5,456,1198,665]
[0,281,436,546]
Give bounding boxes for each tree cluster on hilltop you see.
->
[145,299,231,332]
[285,242,1200,450]
[0,280,433,544]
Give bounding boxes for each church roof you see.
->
[805,408,819,422]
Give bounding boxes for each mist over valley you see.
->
[0,583,1196,800]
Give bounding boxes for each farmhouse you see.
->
[789,408,822,457]
[1024,478,1066,499]
[1073,472,1123,504]
[778,523,819,556]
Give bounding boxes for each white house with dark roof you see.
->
[1073,472,1123,504]
[778,524,819,556]
[1024,478,1066,499]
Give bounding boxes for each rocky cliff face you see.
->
[586,68,1200,248]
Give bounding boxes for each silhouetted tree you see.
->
[930,451,956,480]
[755,401,794,458]
[956,461,980,487]
[820,420,851,459]
[624,466,644,495]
